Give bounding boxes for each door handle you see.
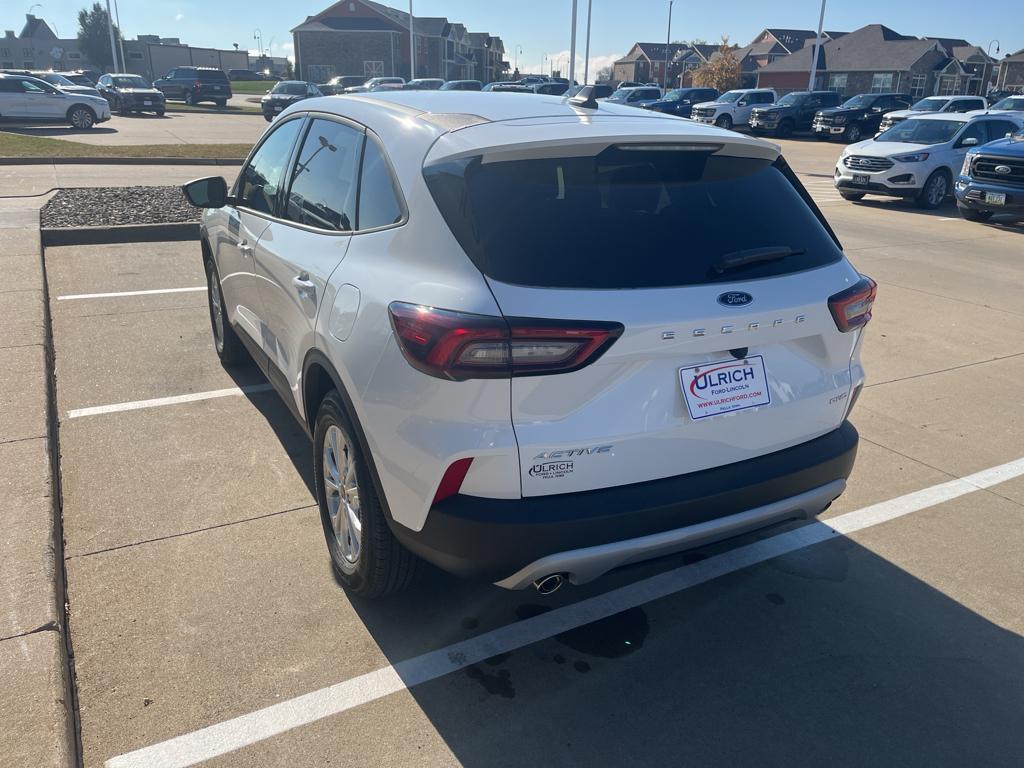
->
[292,271,316,300]
[239,241,253,256]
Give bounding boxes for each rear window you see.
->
[198,69,228,81]
[424,147,842,289]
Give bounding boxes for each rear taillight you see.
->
[388,302,623,380]
[828,277,877,333]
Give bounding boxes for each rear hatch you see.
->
[424,118,865,497]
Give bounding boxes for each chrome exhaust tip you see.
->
[533,573,566,595]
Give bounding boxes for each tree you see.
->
[692,36,741,92]
[77,3,121,72]
[284,61,294,79]
[594,64,613,83]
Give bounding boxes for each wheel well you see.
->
[304,362,336,429]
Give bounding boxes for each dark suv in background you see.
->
[643,87,718,117]
[812,92,912,143]
[96,73,166,115]
[153,66,232,107]
[750,90,841,137]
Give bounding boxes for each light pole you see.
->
[408,1,415,80]
[663,0,673,90]
[807,0,827,91]
[112,0,126,71]
[104,0,118,72]
[515,44,522,73]
[987,39,1000,56]
[568,0,578,86]
[253,28,263,59]
[583,0,592,84]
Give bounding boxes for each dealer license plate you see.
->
[985,191,1006,205]
[679,355,771,421]
[853,174,870,185]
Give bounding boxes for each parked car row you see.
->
[0,71,111,128]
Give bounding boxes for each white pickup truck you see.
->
[690,88,778,129]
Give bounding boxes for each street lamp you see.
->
[987,39,1000,56]
[253,28,263,58]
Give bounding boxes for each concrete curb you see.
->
[0,202,77,766]
[0,157,244,166]
[41,222,199,247]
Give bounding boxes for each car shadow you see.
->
[223,359,316,498]
[2,124,118,135]
[341,517,1024,766]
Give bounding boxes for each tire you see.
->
[156,108,165,117]
[840,191,865,201]
[264,114,273,123]
[215,99,227,109]
[844,124,862,143]
[313,390,420,598]
[715,114,733,130]
[815,133,830,141]
[67,106,95,130]
[916,170,951,210]
[184,90,196,106]
[118,98,130,117]
[776,119,794,138]
[957,203,993,222]
[204,258,248,366]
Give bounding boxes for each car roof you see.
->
[903,112,980,123]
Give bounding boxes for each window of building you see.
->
[910,74,926,98]
[938,75,959,96]
[827,73,847,93]
[358,137,403,230]
[0,48,9,57]
[285,118,363,232]
[363,60,383,77]
[129,51,143,59]
[870,73,894,93]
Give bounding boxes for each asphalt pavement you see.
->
[39,140,1024,767]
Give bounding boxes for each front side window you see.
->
[956,121,986,147]
[985,121,1019,142]
[357,137,403,230]
[19,79,50,94]
[285,118,363,231]
[236,118,303,215]
[424,148,842,289]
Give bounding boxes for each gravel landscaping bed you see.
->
[41,186,200,228]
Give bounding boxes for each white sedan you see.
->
[833,112,1024,208]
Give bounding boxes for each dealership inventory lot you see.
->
[45,151,1024,766]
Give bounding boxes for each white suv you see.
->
[878,95,988,132]
[0,72,111,128]
[184,91,871,597]
[690,89,777,129]
[835,112,1024,208]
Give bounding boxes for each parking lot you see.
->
[42,139,1024,767]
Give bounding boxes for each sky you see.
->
[17,0,1024,76]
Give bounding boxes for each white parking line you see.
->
[105,455,1024,768]
[67,384,274,419]
[57,287,206,301]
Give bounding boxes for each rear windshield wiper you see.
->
[713,246,806,274]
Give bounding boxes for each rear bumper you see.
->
[392,422,859,585]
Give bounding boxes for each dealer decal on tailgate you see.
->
[679,356,771,420]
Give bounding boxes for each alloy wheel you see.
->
[323,424,362,565]
[208,273,225,352]
[70,108,93,129]
[928,175,948,207]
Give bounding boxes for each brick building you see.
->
[996,49,1024,93]
[292,0,507,83]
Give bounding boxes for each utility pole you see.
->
[583,0,592,84]
[408,1,415,80]
[807,0,826,91]
[104,0,118,72]
[113,0,126,72]
[663,0,673,90]
[568,0,577,85]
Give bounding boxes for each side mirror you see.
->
[182,176,229,208]
[737,100,747,107]
[874,132,882,139]
[961,137,979,147]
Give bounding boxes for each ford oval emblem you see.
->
[717,291,754,307]
[994,165,1012,174]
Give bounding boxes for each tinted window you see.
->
[0,79,19,92]
[237,118,302,215]
[956,121,986,146]
[20,79,49,94]
[986,121,1019,141]
[358,138,402,230]
[424,148,842,289]
[198,70,227,81]
[285,118,363,231]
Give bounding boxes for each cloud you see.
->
[174,12,183,21]
[539,49,622,79]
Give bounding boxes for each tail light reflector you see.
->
[433,457,474,505]
[388,302,623,380]
[828,277,877,332]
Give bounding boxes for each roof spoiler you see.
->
[568,85,599,110]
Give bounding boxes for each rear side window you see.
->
[237,118,302,215]
[357,138,403,230]
[424,147,842,289]
[285,118,363,231]
[198,70,227,81]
